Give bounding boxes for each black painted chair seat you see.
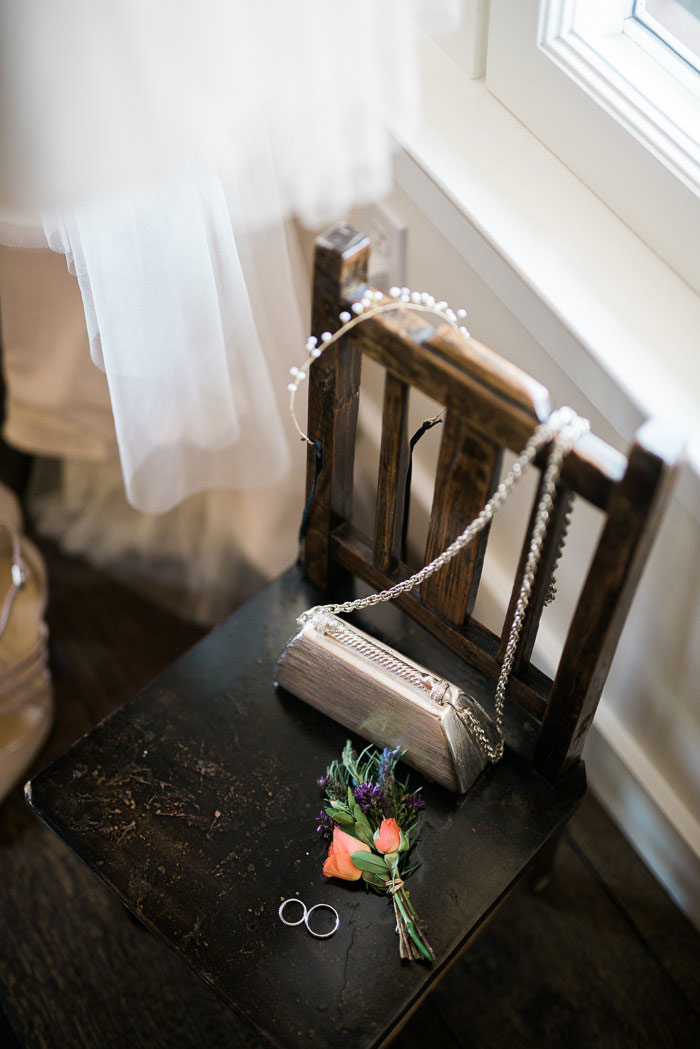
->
[28,566,585,1049]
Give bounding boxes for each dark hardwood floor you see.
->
[1,542,698,1049]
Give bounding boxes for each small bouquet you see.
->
[316,740,435,962]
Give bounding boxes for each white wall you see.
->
[349,183,700,925]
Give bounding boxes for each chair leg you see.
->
[529,831,562,893]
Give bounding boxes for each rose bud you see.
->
[322,826,371,881]
[374,817,402,854]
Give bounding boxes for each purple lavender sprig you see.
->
[316,809,335,843]
[318,769,346,802]
[404,790,426,814]
[353,782,382,815]
[378,746,400,817]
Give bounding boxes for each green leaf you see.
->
[330,800,346,811]
[361,871,386,888]
[350,851,390,876]
[354,823,374,848]
[355,813,372,835]
[353,809,375,843]
[325,807,355,826]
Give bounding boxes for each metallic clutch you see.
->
[274,611,499,793]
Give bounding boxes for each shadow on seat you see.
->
[26,224,683,1049]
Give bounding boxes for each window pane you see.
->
[635,0,700,69]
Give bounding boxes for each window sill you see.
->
[393,32,700,518]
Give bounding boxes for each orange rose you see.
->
[374,817,401,854]
[322,826,371,881]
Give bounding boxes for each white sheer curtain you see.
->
[0,0,459,513]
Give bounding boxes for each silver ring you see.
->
[304,903,340,939]
[278,898,307,926]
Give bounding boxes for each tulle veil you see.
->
[0,1,459,513]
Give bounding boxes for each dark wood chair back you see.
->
[302,223,683,782]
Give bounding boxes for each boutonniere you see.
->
[316,741,435,962]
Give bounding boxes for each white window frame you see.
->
[487,0,700,294]
[634,0,700,73]
[419,0,491,78]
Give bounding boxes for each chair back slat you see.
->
[498,481,573,673]
[303,226,369,589]
[533,421,684,778]
[422,412,502,626]
[373,373,410,573]
[303,224,682,781]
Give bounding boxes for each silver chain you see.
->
[321,617,439,693]
[544,492,574,606]
[299,407,589,763]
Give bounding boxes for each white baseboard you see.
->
[484,557,700,932]
[584,710,700,930]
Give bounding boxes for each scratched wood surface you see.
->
[27,564,586,1049]
[2,544,698,1048]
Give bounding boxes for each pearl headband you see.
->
[287,286,470,445]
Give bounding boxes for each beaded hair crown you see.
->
[286,285,469,444]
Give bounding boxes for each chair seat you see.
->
[27,565,586,1049]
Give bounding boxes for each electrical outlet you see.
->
[353,202,407,291]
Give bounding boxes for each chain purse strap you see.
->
[298,407,590,762]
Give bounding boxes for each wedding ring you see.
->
[278,898,307,926]
[304,903,340,939]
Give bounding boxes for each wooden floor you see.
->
[1,543,699,1049]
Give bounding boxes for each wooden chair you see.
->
[27,223,682,1049]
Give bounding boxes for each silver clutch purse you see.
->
[275,407,586,795]
[275,611,499,793]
